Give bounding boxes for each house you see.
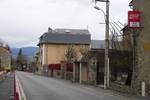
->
[131,0,150,96]
[0,46,11,72]
[38,28,91,82]
[122,26,132,50]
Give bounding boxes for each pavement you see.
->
[16,71,150,100]
[0,72,14,100]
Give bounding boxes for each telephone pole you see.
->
[94,0,110,89]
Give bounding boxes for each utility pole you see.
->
[105,0,110,89]
[94,0,110,89]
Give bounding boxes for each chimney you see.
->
[48,27,52,33]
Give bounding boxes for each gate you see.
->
[96,62,104,85]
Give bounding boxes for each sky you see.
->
[0,0,131,48]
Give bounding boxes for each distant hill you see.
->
[91,40,112,49]
[11,47,38,59]
[91,40,105,49]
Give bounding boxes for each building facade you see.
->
[38,28,91,78]
[0,46,11,71]
[132,0,150,96]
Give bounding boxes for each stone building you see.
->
[132,0,150,96]
[122,26,133,50]
[0,46,11,71]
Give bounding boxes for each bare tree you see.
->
[79,47,90,62]
[64,45,77,63]
[63,45,90,62]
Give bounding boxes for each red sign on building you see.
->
[128,11,141,28]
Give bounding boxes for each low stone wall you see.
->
[110,82,132,94]
[66,72,73,80]
[53,70,62,79]
[52,70,73,81]
[0,71,6,81]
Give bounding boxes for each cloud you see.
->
[0,0,131,47]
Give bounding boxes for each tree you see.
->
[79,47,90,62]
[110,50,133,85]
[64,45,77,63]
[17,48,27,70]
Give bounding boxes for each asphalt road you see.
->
[16,71,147,100]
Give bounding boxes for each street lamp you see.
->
[94,0,110,89]
[94,6,106,21]
[129,0,133,9]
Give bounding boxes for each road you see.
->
[16,71,147,100]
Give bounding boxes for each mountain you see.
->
[91,40,105,49]
[11,47,38,59]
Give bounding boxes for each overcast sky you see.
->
[0,0,131,48]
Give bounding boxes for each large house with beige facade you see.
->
[38,28,91,78]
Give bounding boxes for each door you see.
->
[96,62,104,84]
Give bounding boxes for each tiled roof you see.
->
[39,28,91,45]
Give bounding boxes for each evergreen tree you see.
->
[17,48,27,70]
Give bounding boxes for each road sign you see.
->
[128,11,141,28]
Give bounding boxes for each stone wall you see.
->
[110,83,132,94]
[132,0,150,96]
